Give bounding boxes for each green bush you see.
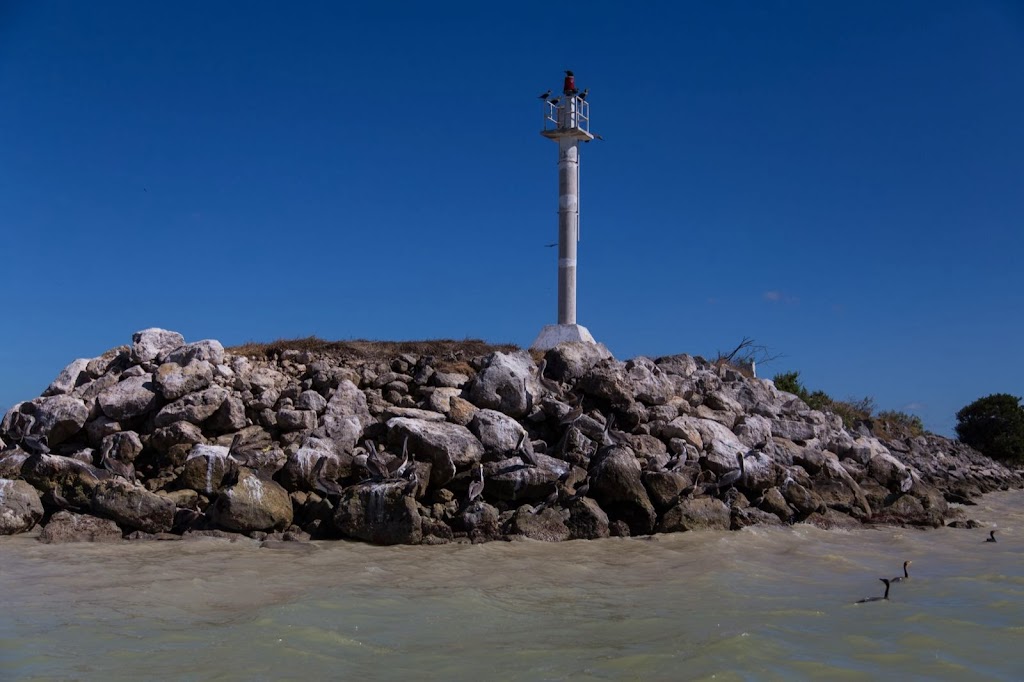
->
[771,371,874,429]
[876,410,924,438]
[955,394,1024,464]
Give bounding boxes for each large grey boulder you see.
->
[657,497,731,532]
[131,328,185,364]
[30,395,89,446]
[566,497,610,539]
[153,386,229,427]
[508,506,571,542]
[98,375,160,421]
[154,360,214,400]
[316,380,371,454]
[692,418,747,473]
[38,511,123,543]
[333,481,421,545]
[622,357,676,406]
[20,453,108,509]
[100,431,144,463]
[43,358,90,396]
[179,444,237,495]
[0,478,44,534]
[386,417,484,487]
[468,409,529,456]
[543,342,613,384]
[482,455,572,502]
[589,444,656,535]
[463,351,538,417]
[91,480,175,534]
[163,339,225,366]
[211,469,293,532]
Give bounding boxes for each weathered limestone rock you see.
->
[386,417,484,487]
[179,444,237,495]
[508,506,571,542]
[317,380,371,454]
[782,481,825,518]
[642,470,689,511]
[211,469,293,533]
[153,386,229,427]
[456,500,500,541]
[132,328,185,364]
[163,339,225,366]
[100,431,143,463]
[334,481,421,545]
[657,497,731,532]
[566,497,611,539]
[38,511,123,543]
[589,445,657,535]
[468,409,529,456]
[757,486,794,521]
[91,479,175,534]
[482,455,572,502]
[0,478,44,534]
[154,360,213,400]
[464,351,539,417]
[543,342,613,384]
[20,453,108,509]
[29,395,90,446]
[97,375,160,421]
[43,358,90,396]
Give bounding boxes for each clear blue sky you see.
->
[2,1,1022,436]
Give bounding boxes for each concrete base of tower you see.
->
[529,324,597,351]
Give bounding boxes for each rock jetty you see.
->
[1,328,1020,545]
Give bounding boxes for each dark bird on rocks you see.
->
[855,578,892,604]
[364,442,388,480]
[891,560,912,583]
[533,482,561,514]
[468,465,485,502]
[986,530,997,543]
[560,400,584,427]
[404,468,419,497]
[516,431,537,467]
[536,359,564,397]
[101,452,136,483]
[312,456,345,497]
[707,452,746,494]
[567,477,590,502]
[538,89,551,100]
[387,437,410,478]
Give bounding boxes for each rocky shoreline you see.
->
[1,328,1020,546]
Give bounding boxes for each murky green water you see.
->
[2,492,1022,680]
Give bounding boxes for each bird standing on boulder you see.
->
[468,465,485,502]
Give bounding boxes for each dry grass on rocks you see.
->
[228,336,520,370]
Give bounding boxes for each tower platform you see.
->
[530,324,596,351]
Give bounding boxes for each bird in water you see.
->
[986,530,997,543]
[855,578,892,604]
[891,560,912,583]
[537,89,551,100]
[468,465,485,502]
